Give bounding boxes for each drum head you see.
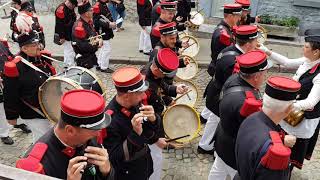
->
[39,77,82,123]
[189,11,204,26]
[180,35,200,58]
[176,55,198,80]
[163,104,200,143]
[175,80,198,107]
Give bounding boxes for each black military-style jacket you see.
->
[142,65,177,115]
[3,52,55,120]
[205,45,242,115]
[150,18,185,48]
[93,1,114,41]
[137,0,153,27]
[54,3,77,41]
[214,74,261,169]
[150,1,160,26]
[176,0,195,23]
[0,42,13,74]
[29,128,115,180]
[104,97,159,180]
[72,18,99,69]
[208,20,234,76]
[10,10,19,42]
[297,63,320,119]
[235,112,290,180]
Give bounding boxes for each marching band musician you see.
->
[93,0,116,73]
[150,0,161,26]
[200,3,242,128]
[9,0,21,42]
[16,89,115,180]
[104,67,159,180]
[207,3,242,77]
[235,76,301,180]
[260,28,320,174]
[15,0,45,49]
[3,32,56,144]
[137,0,153,56]
[150,1,189,49]
[176,0,196,24]
[235,0,260,25]
[208,50,272,180]
[198,25,259,154]
[54,0,78,66]
[0,38,31,145]
[72,1,102,69]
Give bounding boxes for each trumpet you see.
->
[88,33,105,46]
[284,109,304,127]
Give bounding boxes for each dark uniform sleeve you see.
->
[137,0,146,27]
[141,114,160,144]
[176,23,186,31]
[3,74,21,120]
[55,5,66,39]
[246,14,256,25]
[255,164,290,180]
[160,80,177,98]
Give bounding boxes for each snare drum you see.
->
[188,11,205,31]
[176,55,198,80]
[180,35,200,58]
[39,66,105,123]
[163,104,200,143]
[174,80,199,107]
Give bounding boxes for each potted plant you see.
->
[259,14,300,38]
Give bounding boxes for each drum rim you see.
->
[176,55,199,80]
[38,77,83,124]
[163,104,201,143]
[174,79,199,107]
[181,35,200,58]
[67,66,106,95]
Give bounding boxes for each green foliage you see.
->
[260,14,300,28]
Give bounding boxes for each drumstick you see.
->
[181,42,196,52]
[173,89,192,102]
[191,8,204,19]
[41,54,66,64]
[166,134,190,142]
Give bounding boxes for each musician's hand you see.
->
[183,56,191,66]
[60,38,65,44]
[184,21,191,27]
[67,156,87,180]
[168,100,176,106]
[139,105,156,123]
[131,113,144,135]
[176,84,189,94]
[181,41,189,48]
[176,16,183,22]
[258,44,270,54]
[156,138,168,149]
[255,16,261,23]
[98,39,103,48]
[109,22,117,29]
[284,135,296,148]
[84,146,111,177]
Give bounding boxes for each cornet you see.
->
[88,33,105,46]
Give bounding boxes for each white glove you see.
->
[284,135,296,148]
[259,44,270,53]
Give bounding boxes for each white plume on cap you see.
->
[15,12,34,34]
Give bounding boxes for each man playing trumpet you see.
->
[72,1,103,69]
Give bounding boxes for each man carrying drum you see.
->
[3,32,56,143]
[199,25,259,155]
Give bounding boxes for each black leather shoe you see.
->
[100,68,114,73]
[200,115,207,124]
[139,50,143,53]
[14,124,32,133]
[1,137,14,145]
[143,52,151,56]
[96,66,101,71]
[197,146,215,155]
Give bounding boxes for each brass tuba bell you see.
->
[284,109,304,127]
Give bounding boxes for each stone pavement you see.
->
[0,9,319,180]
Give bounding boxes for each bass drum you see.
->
[180,35,200,58]
[163,104,200,143]
[176,55,198,80]
[38,66,105,123]
[174,80,199,107]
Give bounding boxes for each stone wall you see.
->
[255,0,320,34]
